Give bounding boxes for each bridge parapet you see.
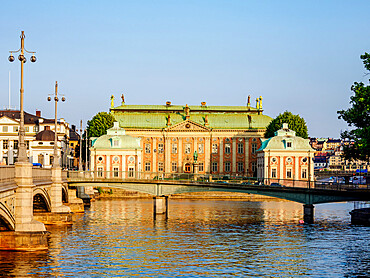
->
[32,168,52,185]
[0,166,16,188]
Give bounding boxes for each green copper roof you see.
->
[258,126,313,152]
[91,123,142,150]
[111,104,272,130]
[92,135,142,149]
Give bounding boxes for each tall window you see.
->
[251,162,257,173]
[212,162,218,172]
[158,143,164,154]
[271,168,277,178]
[225,143,231,154]
[225,162,231,172]
[33,126,39,133]
[172,143,177,154]
[50,155,54,166]
[113,167,119,177]
[158,162,164,172]
[302,168,307,179]
[286,168,292,179]
[185,144,191,154]
[237,143,244,154]
[13,140,18,150]
[38,154,44,164]
[145,144,151,154]
[198,162,204,172]
[145,162,151,171]
[198,143,204,154]
[252,143,258,154]
[3,126,8,132]
[237,162,244,172]
[212,143,218,154]
[171,162,177,172]
[25,126,29,132]
[13,126,19,132]
[128,167,134,178]
[3,140,8,149]
[97,167,103,177]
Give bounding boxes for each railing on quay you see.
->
[67,170,370,191]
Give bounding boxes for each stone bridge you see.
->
[0,164,82,251]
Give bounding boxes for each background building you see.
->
[0,109,70,167]
[109,98,272,177]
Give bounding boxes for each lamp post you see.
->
[79,120,83,171]
[85,128,88,171]
[8,31,37,163]
[47,81,65,168]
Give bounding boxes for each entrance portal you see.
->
[184,163,191,173]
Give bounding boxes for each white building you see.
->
[257,123,315,187]
[90,122,142,178]
[0,110,70,167]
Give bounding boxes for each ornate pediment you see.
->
[166,120,210,132]
[0,116,19,125]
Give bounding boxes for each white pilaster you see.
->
[232,139,236,173]
[205,137,210,173]
[153,138,157,172]
[219,139,224,173]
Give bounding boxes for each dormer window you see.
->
[112,139,120,147]
[284,139,293,149]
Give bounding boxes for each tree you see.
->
[264,111,308,139]
[87,112,115,138]
[337,53,370,161]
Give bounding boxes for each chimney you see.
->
[36,110,41,117]
[201,102,206,106]
[166,101,171,106]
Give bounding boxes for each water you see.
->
[1,199,369,277]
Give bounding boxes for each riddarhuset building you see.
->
[90,95,272,177]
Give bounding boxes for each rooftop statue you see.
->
[110,95,114,108]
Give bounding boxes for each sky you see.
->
[0,0,369,138]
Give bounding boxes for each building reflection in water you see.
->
[0,199,368,277]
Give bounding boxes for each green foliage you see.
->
[87,112,115,138]
[338,53,370,161]
[264,111,308,139]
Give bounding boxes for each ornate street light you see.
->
[8,31,37,163]
[79,120,83,171]
[47,81,66,168]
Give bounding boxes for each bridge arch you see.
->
[0,203,15,231]
[33,188,51,213]
[62,184,68,203]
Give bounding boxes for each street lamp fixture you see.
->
[47,81,66,168]
[8,31,37,163]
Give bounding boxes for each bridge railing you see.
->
[67,170,215,183]
[66,170,370,191]
[32,168,52,184]
[262,177,370,191]
[0,165,15,185]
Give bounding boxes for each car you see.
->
[270,182,283,187]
